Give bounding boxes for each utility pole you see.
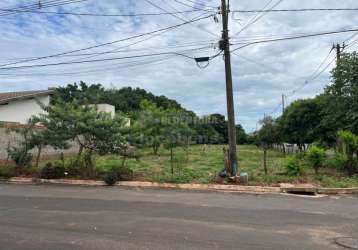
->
[220,0,238,176]
[282,94,285,115]
[333,43,346,63]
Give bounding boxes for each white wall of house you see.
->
[96,104,115,118]
[0,95,49,124]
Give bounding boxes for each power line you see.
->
[0,14,214,68]
[178,0,218,9]
[0,7,212,17]
[231,27,358,52]
[0,0,89,16]
[233,0,284,37]
[173,0,214,11]
[232,8,358,13]
[144,0,219,38]
[0,46,214,70]
[0,55,178,77]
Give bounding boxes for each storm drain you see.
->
[335,237,358,249]
[282,187,317,196]
[285,190,316,196]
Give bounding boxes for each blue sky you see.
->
[0,0,358,132]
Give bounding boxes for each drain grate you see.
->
[336,237,358,249]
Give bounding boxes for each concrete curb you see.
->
[2,177,280,194]
[1,177,357,195]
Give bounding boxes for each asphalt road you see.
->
[0,184,357,250]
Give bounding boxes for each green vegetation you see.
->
[2,51,358,189]
[305,145,326,174]
[284,156,302,177]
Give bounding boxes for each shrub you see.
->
[0,166,16,179]
[7,147,32,168]
[40,162,66,179]
[285,156,302,176]
[103,171,118,185]
[115,166,134,181]
[306,145,326,174]
[325,153,349,171]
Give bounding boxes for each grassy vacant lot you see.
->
[95,145,358,188]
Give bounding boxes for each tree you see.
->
[323,52,358,136]
[162,108,195,175]
[132,100,166,155]
[7,123,35,169]
[38,101,127,177]
[236,124,248,144]
[192,115,222,144]
[337,130,358,175]
[280,98,322,150]
[257,116,280,175]
[29,115,70,168]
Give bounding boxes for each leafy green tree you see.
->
[337,130,358,174]
[38,101,127,177]
[162,108,194,175]
[323,52,358,136]
[192,115,222,144]
[280,98,322,150]
[6,123,34,169]
[257,116,280,175]
[131,100,166,155]
[236,124,248,144]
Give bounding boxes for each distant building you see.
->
[0,90,53,124]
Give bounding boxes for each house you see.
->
[0,89,53,124]
[0,89,130,127]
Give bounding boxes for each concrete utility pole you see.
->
[282,94,285,115]
[333,43,346,63]
[220,0,238,176]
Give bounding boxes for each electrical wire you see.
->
[0,0,89,16]
[144,0,219,38]
[0,14,214,68]
[233,0,284,37]
[231,27,358,52]
[0,55,178,77]
[0,40,216,63]
[173,0,214,11]
[0,7,212,17]
[178,0,218,9]
[232,8,358,13]
[0,46,213,71]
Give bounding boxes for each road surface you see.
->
[0,183,357,250]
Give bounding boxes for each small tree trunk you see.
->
[84,149,94,178]
[263,149,268,175]
[121,156,127,168]
[314,165,319,175]
[153,145,159,155]
[170,147,174,176]
[35,146,42,168]
[282,143,286,157]
[77,144,84,163]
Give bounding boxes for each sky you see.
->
[0,0,358,132]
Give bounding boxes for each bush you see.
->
[0,166,16,179]
[306,145,326,174]
[7,147,32,168]
[103,171,118,185]
[285,156,302,176]
[115,166,134,181]
[325,153,349,171]
[40,162,66,179]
